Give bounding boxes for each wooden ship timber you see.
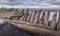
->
[2,9,60,36]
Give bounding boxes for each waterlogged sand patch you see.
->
[0,18,30,36]
[0,19,5,24]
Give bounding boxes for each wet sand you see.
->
[0,22,31,36]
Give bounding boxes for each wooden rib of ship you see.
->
[2,8,60,36]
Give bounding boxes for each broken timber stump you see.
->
[57,11,60,31]
[50,12,57,29]
[40,11,46,24]
[34,10,42,23]
[26,12,32,22]
[44,11,50,25]
[30,11,37,23]
[20,9,25,21]
[22,8,29,21]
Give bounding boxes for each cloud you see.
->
[0,0,24,5]
[0,0,59,5]
[0,0,60,8]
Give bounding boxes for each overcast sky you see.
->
[0,0,60,8]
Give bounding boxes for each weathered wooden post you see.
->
[50,12,57,29]
[20,9,25,20]
[22,8,29,21]
[26,11,32,22]
[24,13,30,21]
[14,9,18,15]
[15,9,20,20]
[57,11,60,31]
[40,11,45,24]
[33,11,38,23]
[34,10,42,23]
[30,11,37,23]
[44,11,50,25]
[30,11,34,23]
[15,9,18,12]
